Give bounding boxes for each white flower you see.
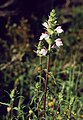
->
[55,38,63,47]
[55,26,63,34]
[39,48,47,56]
[42,22,48,28]
[39,33,49,40]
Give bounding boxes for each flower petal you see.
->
[39,48,47,56]
[39,33,49,40]
[55,26,63,34]
[55,38,63,47]
[42,22,48,28]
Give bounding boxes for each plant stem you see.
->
[37,90,40,120]
[40,56,42,89]
[44,45,51,116]
[37,56,42,120]
[10,102,13,120]
[18,76,24,119]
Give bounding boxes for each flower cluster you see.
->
[37,9,63,56]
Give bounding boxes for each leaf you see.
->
[13,107,19,111]
[0,102,10,106]
[39,92,44,102]
[33,114,37,120]
[16,96,24,100]
[30,95,36,105]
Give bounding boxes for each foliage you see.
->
[0,5,83,120]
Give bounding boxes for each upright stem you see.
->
[10,102,13,120]
[40,56,42,89]
[36,90,39,120]
[44,44,51,116]
[18,78,23,108]
[37,56,42,120]
[18,77,24,119]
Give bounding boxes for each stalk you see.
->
[18,77,24,120]
[18,80,23,108]
[10,102,13,120]
[37,90,40,120]
[37,56,42,119]
[39,56,42,89]
[44,45,51,116]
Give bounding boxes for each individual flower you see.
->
[7,107,11,113]
[48,99,55,107]
[39,47,47,56]
[48,101,54,107]
[29,109,33,115]
[42,22,48,29]
[55,26,63,34]
[55,38,63,47]
[39,32,49,40]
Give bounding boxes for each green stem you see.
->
[44,44,51,116]
[37,56,42,119]
[37,90,40,120]
[18,77,24,119]
[40,56,42,89]
[10,102,13,120]
[18,80,23,108]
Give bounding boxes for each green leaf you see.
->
[0,102,10,106]
[39,92,44,102]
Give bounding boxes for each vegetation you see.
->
[0,1,83,120]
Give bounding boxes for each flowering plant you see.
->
[37,9,63,56]
[34,9,64,119]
